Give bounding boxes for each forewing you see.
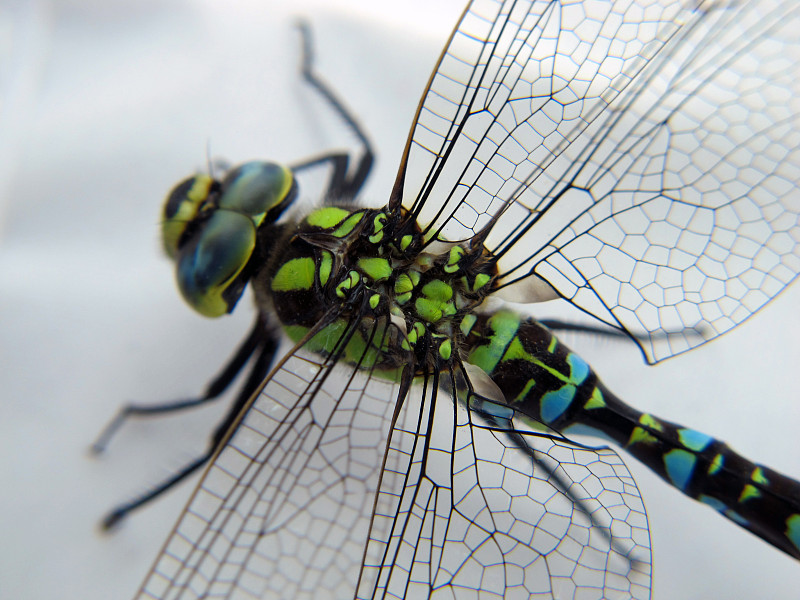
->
[398,0,692,241]
[358,372,651,599]
[135,342,400,600]
[397,0,800,362]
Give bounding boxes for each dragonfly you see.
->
[100,0,800,598]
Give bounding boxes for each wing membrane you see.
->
[397,0,800,362]
[398,0,691,241]
[136,334,651,599]
[359,370,651,599]
[135,341,400,600]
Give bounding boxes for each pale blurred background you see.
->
[1,1,798,598]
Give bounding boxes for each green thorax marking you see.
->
[415,280,456,323]
[333,212,367,238]
[358,257,393,282]
[306,206,351,229]
[265,205,497,374]
[271,257,316,292]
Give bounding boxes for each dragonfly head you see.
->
[161,161,297,317]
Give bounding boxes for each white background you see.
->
[1,0,798,599]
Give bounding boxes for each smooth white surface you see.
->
[1,1,798,599]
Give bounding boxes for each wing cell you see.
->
[359,370,651,599]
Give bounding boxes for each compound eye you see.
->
[218,161,295,226]
[162,162,295,318]
[175,209,256,318]
[161,174,215,259]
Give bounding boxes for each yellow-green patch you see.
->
[307,206,350,229]
[738,484,761,503]
[584,387,605,410]
[395,273,415,295]
[444,246,464,273]
[368,213,387,243]
[319,251,333,286]
[333,212,365,238]
[358,257,392,282]
[335,270,361,298]
[708,453,724,475]
[421,279,453,302]
[627,426,658,447]
[162,175,214,258]
[752,467,769,485]
[513,378,536,403]
[473,273,491,290]
[638,413,664,432]
[271,257,316,292]
[460,313,477,336]
[466,310,520,373]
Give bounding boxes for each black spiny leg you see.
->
[290,21,374,205]
[539,318,705,345]
[92,316,267,453]
[538,319,633,340]
[98,317,280,529]
[100,22,373,529]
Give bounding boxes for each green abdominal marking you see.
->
[787,516,800,553]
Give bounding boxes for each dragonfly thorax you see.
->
[256,204,497,376]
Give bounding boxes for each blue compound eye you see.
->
[162,162,296,318]
[218,161,295,225]
[161,174,215,259]
[175,209,256,318]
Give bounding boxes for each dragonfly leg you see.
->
[98,317,279,528]
[538,319,632,339]
[101,452,210,530]
[290,21,373,204]
[539,318,706,345]
[92,316,269,453]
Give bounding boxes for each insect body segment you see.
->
[464,310,800,559]
[258,204,496,378]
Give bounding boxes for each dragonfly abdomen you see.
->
[617,408,800,560]
[463,309,800,559]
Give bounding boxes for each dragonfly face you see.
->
[162,162,296,317]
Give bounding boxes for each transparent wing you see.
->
[358,371,651,599]
[135,335,651,599]
[397,0,800,362]
[135,342,400,600]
